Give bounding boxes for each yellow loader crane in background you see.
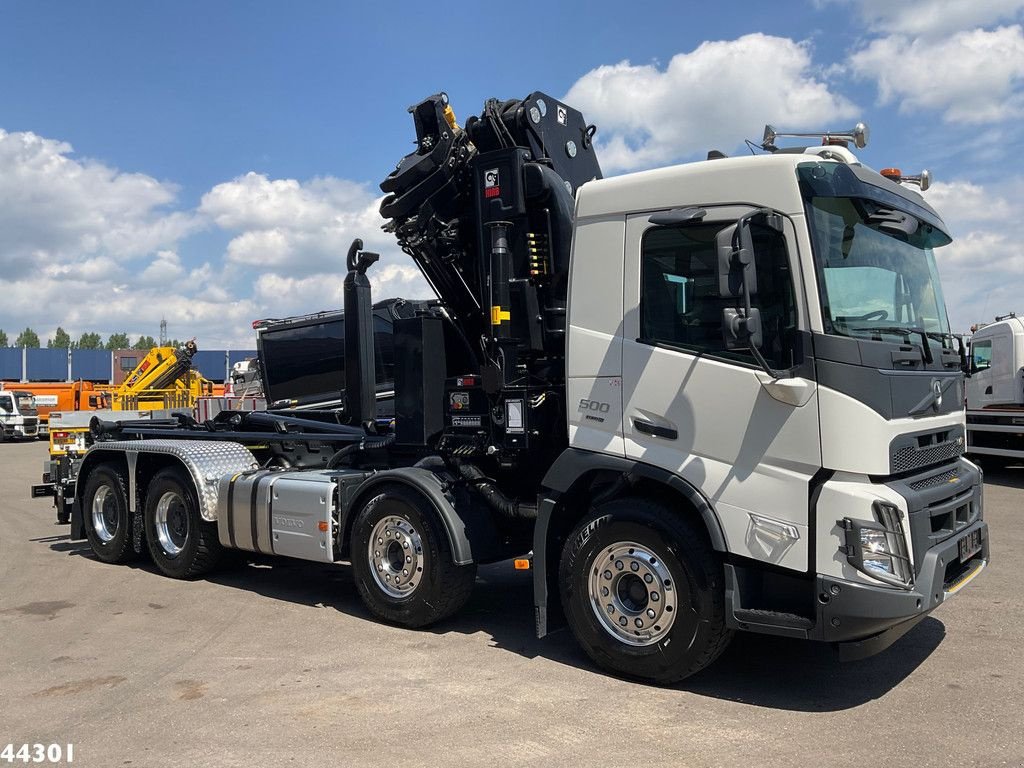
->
[105,340,213,410]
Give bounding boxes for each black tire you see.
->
[351,485,476,628]
[143,468,222,579]
[559,497,732,685]
[82,464,136,564]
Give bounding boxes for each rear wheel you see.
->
[144,468,222,579]
[351,486,476,628]
[82,464,135,564]
[559,497,732,685]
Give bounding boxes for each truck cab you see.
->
[558,145,986,654]
[0,389,40,440]
[964,314,1024,460]
[967,315,1024,409]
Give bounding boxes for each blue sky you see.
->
[1,0,1023,345]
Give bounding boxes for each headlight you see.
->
[840,502,913,587]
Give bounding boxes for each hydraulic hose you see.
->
[454,460,537,520]
[326,434,396,469]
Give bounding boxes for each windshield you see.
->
[15,393,37,413]
[804,191,953,348]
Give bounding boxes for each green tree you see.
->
[0,329,7,347]
[106,332,131,349]
[15,327,41,348]
[77,332,103,350]
[48,326,72,349]
[133,335,157,350]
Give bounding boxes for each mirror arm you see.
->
[956,334,971,376]
[734,212,792,380]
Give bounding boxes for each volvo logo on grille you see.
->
[931,379,943,409]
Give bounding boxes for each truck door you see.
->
[967,336,995,408]
[990,328,1015,405]
[619,207,821,571]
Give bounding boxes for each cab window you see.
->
[972,339,992,371]
[640,221,798,369]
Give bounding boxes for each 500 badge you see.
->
[578,398,611,423]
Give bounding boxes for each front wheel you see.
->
[144,468,222,579]
[559,498,732,685]
[351,486,476,628]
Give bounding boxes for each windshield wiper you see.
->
[924,331,955,352]
[847,325,933,364]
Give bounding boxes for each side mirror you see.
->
[716,209,791,379]
[715,222,758,298]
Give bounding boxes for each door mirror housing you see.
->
[716,222,757,298]
[717,208,791,379]
[715,208,783,298]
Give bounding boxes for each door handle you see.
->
[985,386,993,395]
[633,418,677,440]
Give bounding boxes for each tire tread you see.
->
[82,464,136,564]
[559,496,732,684]
[144,467,222,579]
[352,486,476,628]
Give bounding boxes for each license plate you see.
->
[959,529,982,564]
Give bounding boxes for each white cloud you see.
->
[0,272,260,348]
[138,250,185,285]
[252,263,430,321]
[564,33,858,172]
[923,181,1016,224]
[820,0,1024,38]
[849,26,1024,123]
[200,172,396,274]
[199,170,432,321]
[0,127,435,348]
[920,179,1024,330]
[0,129,198,280]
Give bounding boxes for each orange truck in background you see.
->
[0,381,109,437]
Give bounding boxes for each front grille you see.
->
[909,468,960,490]
[24,417,39,428]
[897,464,981,575]
[890,426,965,474]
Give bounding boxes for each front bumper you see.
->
[817,518,989,659]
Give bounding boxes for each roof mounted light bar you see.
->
[762,122,869,152]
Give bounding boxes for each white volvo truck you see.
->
[966,313,1024,461]
[59,93,988,684]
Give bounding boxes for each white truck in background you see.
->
[0,388,39,441]
[966,313,1024,462]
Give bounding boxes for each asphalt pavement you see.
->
[1,439,1021,767]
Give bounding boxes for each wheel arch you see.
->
[342,467,491,567]
[533,449,727,637]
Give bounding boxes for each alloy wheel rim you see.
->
[368,515,424,598]
[588,541,678,646]
[155,491,189,557]
[91,485,118,542]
